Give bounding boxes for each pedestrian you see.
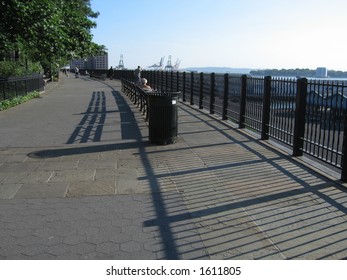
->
[134,66,141,84]
[75,67,79,78]
[108,66,114,80]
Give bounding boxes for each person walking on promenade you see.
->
[108,66,114,80]
[75,67,79,78]
[134,66,141,84]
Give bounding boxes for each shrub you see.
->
[0,61,43,78]
[0,91,40,111]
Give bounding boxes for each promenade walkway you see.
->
[0,75,347,260]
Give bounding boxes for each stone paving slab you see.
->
[0,194,207,260]
[0,76,347,259]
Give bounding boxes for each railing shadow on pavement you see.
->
[28,85,186,259]
[66,91,107,144]
[27,81,347,259]
[148,104,347,259]
[136,102,347,259]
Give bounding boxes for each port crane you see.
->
[147,56,180,71]
[116,54,124,70]
[148,57,165,70]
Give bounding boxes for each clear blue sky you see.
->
[90,0,347,71]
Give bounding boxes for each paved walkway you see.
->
[0,75,347,259]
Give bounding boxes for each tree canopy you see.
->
[0,0,103,76]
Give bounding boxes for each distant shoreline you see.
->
[182,67,347,79]
[183,67,252,74]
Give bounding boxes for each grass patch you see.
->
[0,91,40,111]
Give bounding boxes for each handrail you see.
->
[0,74,44,101]
[119,71,347,181]
[121,79,150,121]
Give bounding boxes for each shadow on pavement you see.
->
[28,86,184,259]
[66,91,107,144]
[26,81,347,259]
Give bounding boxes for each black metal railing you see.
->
[114,69,347,181]
[0,74,44,102]
[121,78,149,121]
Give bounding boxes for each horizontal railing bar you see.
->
[115,70,347,181]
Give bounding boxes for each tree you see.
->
[0,0,101,76]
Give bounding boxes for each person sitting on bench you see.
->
[140,78,152,91]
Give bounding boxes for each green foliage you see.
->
[0,0,101,76]
[0,61,23,77]
[0,60,42,78]
[0,91,40,111]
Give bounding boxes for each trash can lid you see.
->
[147,91,181,97]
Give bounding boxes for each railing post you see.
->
[176,72,179,92]
[162,71,165,91]
[261,76,272,140]
[15,79,18,97]
[25,77,28,95]
[182,72,186,102]
[151,71,154,89]
[148,70,152,89]
[2,80,5,100]
[190,72,194,105]
[199,72,204,109]
[292,78,308,156]
[222,73,229,120]
[340,112,347,181]
[210,72,215,114]
[152,71,155,89]
[239,75,247,128]
[165,71,168,91]
[157,71,160,90]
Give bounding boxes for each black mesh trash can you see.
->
[148,92,179,145]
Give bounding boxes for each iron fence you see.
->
[0,74,44,102]
[115,70,347,181]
